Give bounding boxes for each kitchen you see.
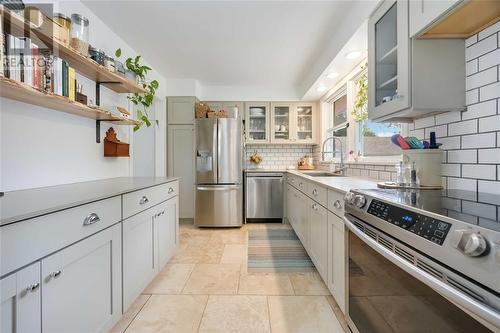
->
[1,1,500,333]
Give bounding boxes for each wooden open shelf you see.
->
[1,5,146,94]
[0,76,140,126]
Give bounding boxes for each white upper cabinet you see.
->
[267,102,317,144]
[409,0,462,38]
[368,0,465,121]
[271,103,292,143]
[167,97,197,125]
[293,104,316,144]
[246,102,271,143]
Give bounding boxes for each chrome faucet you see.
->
[321,136,347,174]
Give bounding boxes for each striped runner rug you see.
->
[247,228,315,272]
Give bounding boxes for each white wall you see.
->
[0,1,166,191]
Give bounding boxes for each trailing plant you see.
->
[352,62,368,123]
[115,48,159,131]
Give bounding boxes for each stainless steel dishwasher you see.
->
[245,172,284,223]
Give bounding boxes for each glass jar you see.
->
[104,55,115,72]
[70,14,89,56]
[53,13,71,45]
[89,47,105,66]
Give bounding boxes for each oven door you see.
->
[344,214,500,333]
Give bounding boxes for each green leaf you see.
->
[141,115,152,127]
[134,55,141,65]
[137,110,144,119]
[115,48,121,58]
[155,119,159,126]
[150,80,159,89]
[133,124,140,132]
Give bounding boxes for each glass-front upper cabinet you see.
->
[245,102,270,143]
[295,104,314,143]
[368,0,410,120]
[271,103,291,143]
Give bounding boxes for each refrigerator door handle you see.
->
[197,185,240,191]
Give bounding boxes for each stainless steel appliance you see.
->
[195,117,242,227]
[344,188,500,333]
[245,172,283,223]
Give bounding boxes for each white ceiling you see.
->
[83,1,376,100]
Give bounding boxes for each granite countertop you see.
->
[0,177,179,227]
[287,170,378,193]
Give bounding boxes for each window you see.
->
[333,94,347,126]
[358,121,402,156]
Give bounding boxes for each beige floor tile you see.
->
[197,242,225,264]
[220,244,248,264]
[210,228,248,244]
[142,264,195,294]
[182,263,240,294]
[268,296,344,333]
[198,295,270,333]
[125,295,208,333]
[289,272,331,295]
[170,246,205,264]
[238,273,295,295]
[110,294,150,333]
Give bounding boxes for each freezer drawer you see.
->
[245,174,283,220]
[195,185,242,227]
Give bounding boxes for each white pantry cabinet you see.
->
[327,211,346,313]
[409,0,462,38]
[168,124,195,218]
[41,224,122,333]
[1,263,41,333]
[309,200,328,281]
[167,96,197,125]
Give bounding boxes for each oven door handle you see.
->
[344,216,500,330]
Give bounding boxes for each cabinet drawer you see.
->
[122,181,178,219]
[328,189,345,217]
[1,197,121,277]
[296,178,308,193]
[287,174,298,187]
[308,182,327,207]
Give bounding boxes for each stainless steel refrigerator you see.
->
[194,117,242,227]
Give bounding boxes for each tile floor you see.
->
[111,223,348,333]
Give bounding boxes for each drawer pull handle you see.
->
[51,270,62,279]
[27,283,40,292]
[312,189,318,196]
[139,196,149,205]
[168,187,174,194]
[334,200,342,209]
[83,213,101,226]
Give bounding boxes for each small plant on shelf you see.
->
[115,48,159,131]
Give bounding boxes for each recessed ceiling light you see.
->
[327,72,339,79]
[317,85,327,92]
[345,51,361,60]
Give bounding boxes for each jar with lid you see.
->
[52,13,71,45]
[104,55,116,72]
[70,14,89,56]
[89,47,105,66]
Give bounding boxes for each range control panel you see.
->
[367,199,452,245]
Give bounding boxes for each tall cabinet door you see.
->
[309,202,328,281]
[271,103,292,143]
[123,210,157,310]
[245,102,270,143]
[327,211,346,313]
[42,225,121,333]
[156,197,179,270]
[368,0,410,120]
[168,124,195,218]
[294,104,316,144]
[1,262,41,333]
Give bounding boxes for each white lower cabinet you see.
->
[41,224,122,333]
[309,200,328,282]
[123,197,179,311]
[297,191,310,250]
[1,262,41,333]
[327,211,346,313]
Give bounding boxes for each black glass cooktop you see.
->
[358,188,500,231]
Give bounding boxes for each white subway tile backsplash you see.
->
[465,67,497,90]
[479,81,500,101]
[478,21,500,40]
[465,34,497,61]
[462,201,497,220]
[409,129,425,139]
[462,164,496,180]
[465,34,478,47]
[448,149,477,163]
[463,100,497,120]
[447,177,477,191]
[461,132,496,149]
[424,125,447,139]
[478,48,500,71]
[414,116,435,129]
[479,115,500,132]
[478,180,500,195]
[478,148,500,164]
[466,89,479,105]
[435,111,461,125]
[466,59,479,76]
[442,164,461,177]
[448,119,477,136]
[439,136,461,150]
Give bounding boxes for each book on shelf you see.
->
[68,67,75,101]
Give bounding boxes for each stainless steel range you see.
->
[343,188,500,333]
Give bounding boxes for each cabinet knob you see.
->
[312,203,318,210]
[83,213,101,226]
[334,200,342,209]
[168,187,174,194]
[51,270,62,279]
[139,196,149,205]
[312,189,318,196]
[26,283,40,292]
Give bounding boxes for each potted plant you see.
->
[115,48,159,131]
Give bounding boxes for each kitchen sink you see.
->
[300,172,344,177]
